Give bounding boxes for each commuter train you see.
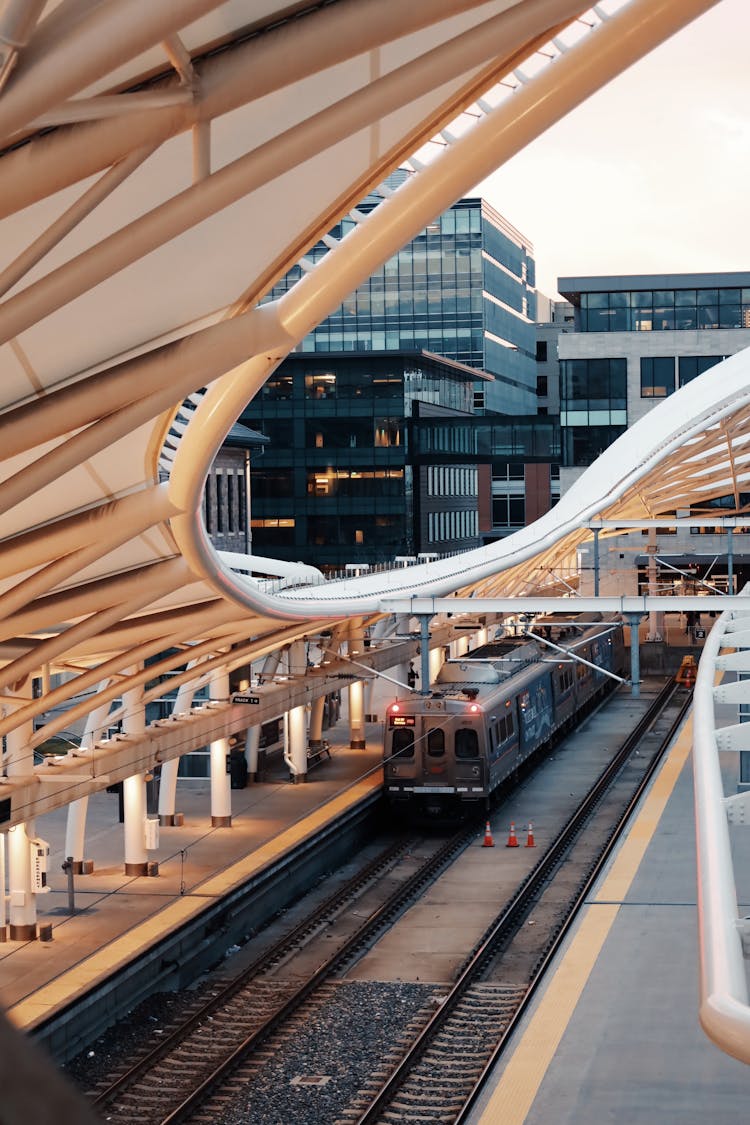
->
[383,614,626,819]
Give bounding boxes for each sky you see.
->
[473,0,750,299]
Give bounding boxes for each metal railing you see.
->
[693,595,750,1064]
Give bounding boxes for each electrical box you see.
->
[144,816,160,851]
[30,838,51,894]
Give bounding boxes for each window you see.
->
[640,357,675,397]
[427,729,445,757]
[391,729,414,758]
[536,340,548,362]
[455,728,479,759]
[678,355,725,387]
[536,375,548,397]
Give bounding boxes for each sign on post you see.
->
[233,693,260,705]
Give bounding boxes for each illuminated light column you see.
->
[428,645,445,687]
[122,674,148,876]
[348,680,366,749]
[287,704,307,782]
[209,669,232,827]
[348,623,366,748]
[6,681,39,940]
[65,685,111,873]
[158,662,203,826]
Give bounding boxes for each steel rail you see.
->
[355,679,683,1124]
[693,601,750,1064]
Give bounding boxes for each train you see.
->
[383,613,626,819]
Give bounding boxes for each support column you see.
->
[7,823,36,941]
[287,704,307,782]
[245,651,280,781]
[6,682,39,940]
[419,615,433,694]
[593,528,600,597]
[628,614,642,699]
[122,675,149,875]
[308,695,325,752]
[428,644,444,686]
[158,661,203,825]
[728,526,734,595]
[209,668,231,827]
[65,684,112,872]
[348,679,366,748]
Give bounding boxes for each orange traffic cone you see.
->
[506,821,519,848]
[482,820,495,847]
[525,821,536,848]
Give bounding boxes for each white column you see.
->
[287,704,307,782]
[245,652,280,781]
[6,682,38,939]
[428,644,445,686]
[348,680,366,749]
[122,673,148,875]
[308,695,325,751]
[158,662,202,825]
[65,683,111,872]
[209,668,232,826]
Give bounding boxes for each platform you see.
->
[0,726,383,1035]
[469,704,750,1124]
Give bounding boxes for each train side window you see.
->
[427,728,445,757]
[392,729,415,758]
[455,728,479,759]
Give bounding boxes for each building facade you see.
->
[553,272,750,595]
[242,350,485,569]
[263,176,539,416]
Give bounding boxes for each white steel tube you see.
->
[122,673,148,874]
[693,605,750,1063]
[209,669,231,825]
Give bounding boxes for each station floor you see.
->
[0,725,383,1033]
[4,654,750,1123]
[468,705,750,1125]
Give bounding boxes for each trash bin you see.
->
[229,749,248,789]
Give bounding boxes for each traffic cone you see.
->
[525,821,536,848]
[482,820,495,847]
[506,821,519,848]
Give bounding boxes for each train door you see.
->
[454,723,483,792]
[384,714,418,785]
[422,723,447,780]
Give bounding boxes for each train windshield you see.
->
[455,728,479,759]
[427,728,445,757]
[391,728,415,758]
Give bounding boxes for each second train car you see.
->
[383,613,626,819]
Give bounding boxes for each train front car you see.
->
[383,639,546,820]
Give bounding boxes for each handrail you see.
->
[693,595,750,1064]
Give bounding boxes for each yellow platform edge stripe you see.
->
[476,714,694,1125]
[7,772,381,1030]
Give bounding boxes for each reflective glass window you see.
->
[455,728,479,759]
[641,357,675,397]
[391,729,414,758]
[427,728,445,757]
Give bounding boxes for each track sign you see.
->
[234,693,260,705]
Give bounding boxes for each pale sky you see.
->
[474,0,750,299]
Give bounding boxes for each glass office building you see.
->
[557,273,750,467]
[263,176,539,416]
[242,351,484,568]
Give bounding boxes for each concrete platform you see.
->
[0,725,383,1033]
[469,708,750,1125]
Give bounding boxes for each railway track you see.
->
[89,826,477,1123]
[342,679,690,1125]
[82,680,686,1125]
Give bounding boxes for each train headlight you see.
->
[469,704,479,713]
